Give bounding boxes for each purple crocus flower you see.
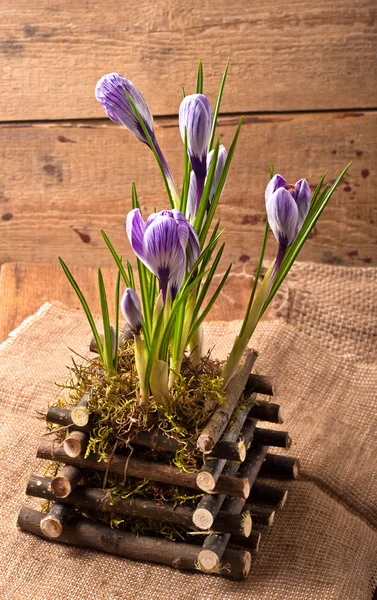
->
[179,94,212,210]
[207,144,228,203]
[126,208,200,301]
[265,175,311,264]
[95,73,178,203]
[95,73,154,145]
[121,288,142,334]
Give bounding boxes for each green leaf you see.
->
[239,221,269,337]
[101,230,130,287]
[98,268,114,372]
[59,258,104,363]
[124,90,175,209]
[144,308,165,388]
[209,59,229,150]
[137,257,152,349]
[200,117,243,246]
[189,263,232,342]
[114,269,121,369]
[132,181,141,210]
[192,242,225,323]
[127,260,135,290]
[196,58,203,94]
[181,86,186,99]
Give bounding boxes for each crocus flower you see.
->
[207,144,228,203]
[121,288,142,334]
[179,94,212,209]
[95,73,178,203]
[95,73,154,145]
[265,174,311,255]
[126,208,200,301]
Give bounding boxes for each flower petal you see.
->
[187,225,201,271]
[126,209,147,263]
[294,178,311,228]
[179,94,212,177]
[143,214,186,282]
[95,73,154,144]
[120,288,142,333]
[265,174,287,203]
[266,187,299,248]
[168,260,186,301]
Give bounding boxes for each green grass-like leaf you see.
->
[114,269,121,369]
[209,59,229,150]
[189,263,232,342]
[196,58,203,94]
[59,257,104,363]
[101,230,131,288]
[98,268,114,371]
[199,117,243,246]
[194,140,220,234]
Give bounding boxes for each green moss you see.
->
[46,343,226,539]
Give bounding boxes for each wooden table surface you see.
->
[0,262,255,342]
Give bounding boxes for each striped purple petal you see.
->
[126,209,148,265]
[95,73,154,145]
[293,178,311,228]
[143,213,186,285]
[186,172,198,222]
[265,174,287,203]
[266,187,299,248]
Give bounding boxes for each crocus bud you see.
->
[120,288,142,334]
[95,73,154,146]
[127,209,191,301]
[179,94,212,180]
[265,174,311,249]
[206,144,228,203]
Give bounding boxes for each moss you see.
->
[45,343,226,539]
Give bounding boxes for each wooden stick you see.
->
[251,427,292,449]
[63,431,89,458]
[18,506,251,580]
[230,530,261,553]
[71,392,90,427]
[197,445,269,572]
[51,465,84,498]
[258,453,300,479]
[246,374,277,396]
[40,503,72,538]
[249,481,289,507]
[197,349,258,453]
[26,475,252,538]
[193,420,257,530]
[37,440,250,498]
[245,504,275,527]
[196,398,258,492]
[247,402,284,424]
[46,409,247,463]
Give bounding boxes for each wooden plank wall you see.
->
[0,0,376,269]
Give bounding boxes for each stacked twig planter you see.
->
[18,349,299,580]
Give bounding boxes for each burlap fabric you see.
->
[0,263,376,600]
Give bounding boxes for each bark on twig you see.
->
[197,349,258,453]
[37,440,250,498]
[18,507,251,580]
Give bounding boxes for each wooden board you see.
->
[0,0,376,120]
[0,111,376,268]
[0,262,254,342]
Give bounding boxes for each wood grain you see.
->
[0,112,375,270]
[0,1,376,120]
